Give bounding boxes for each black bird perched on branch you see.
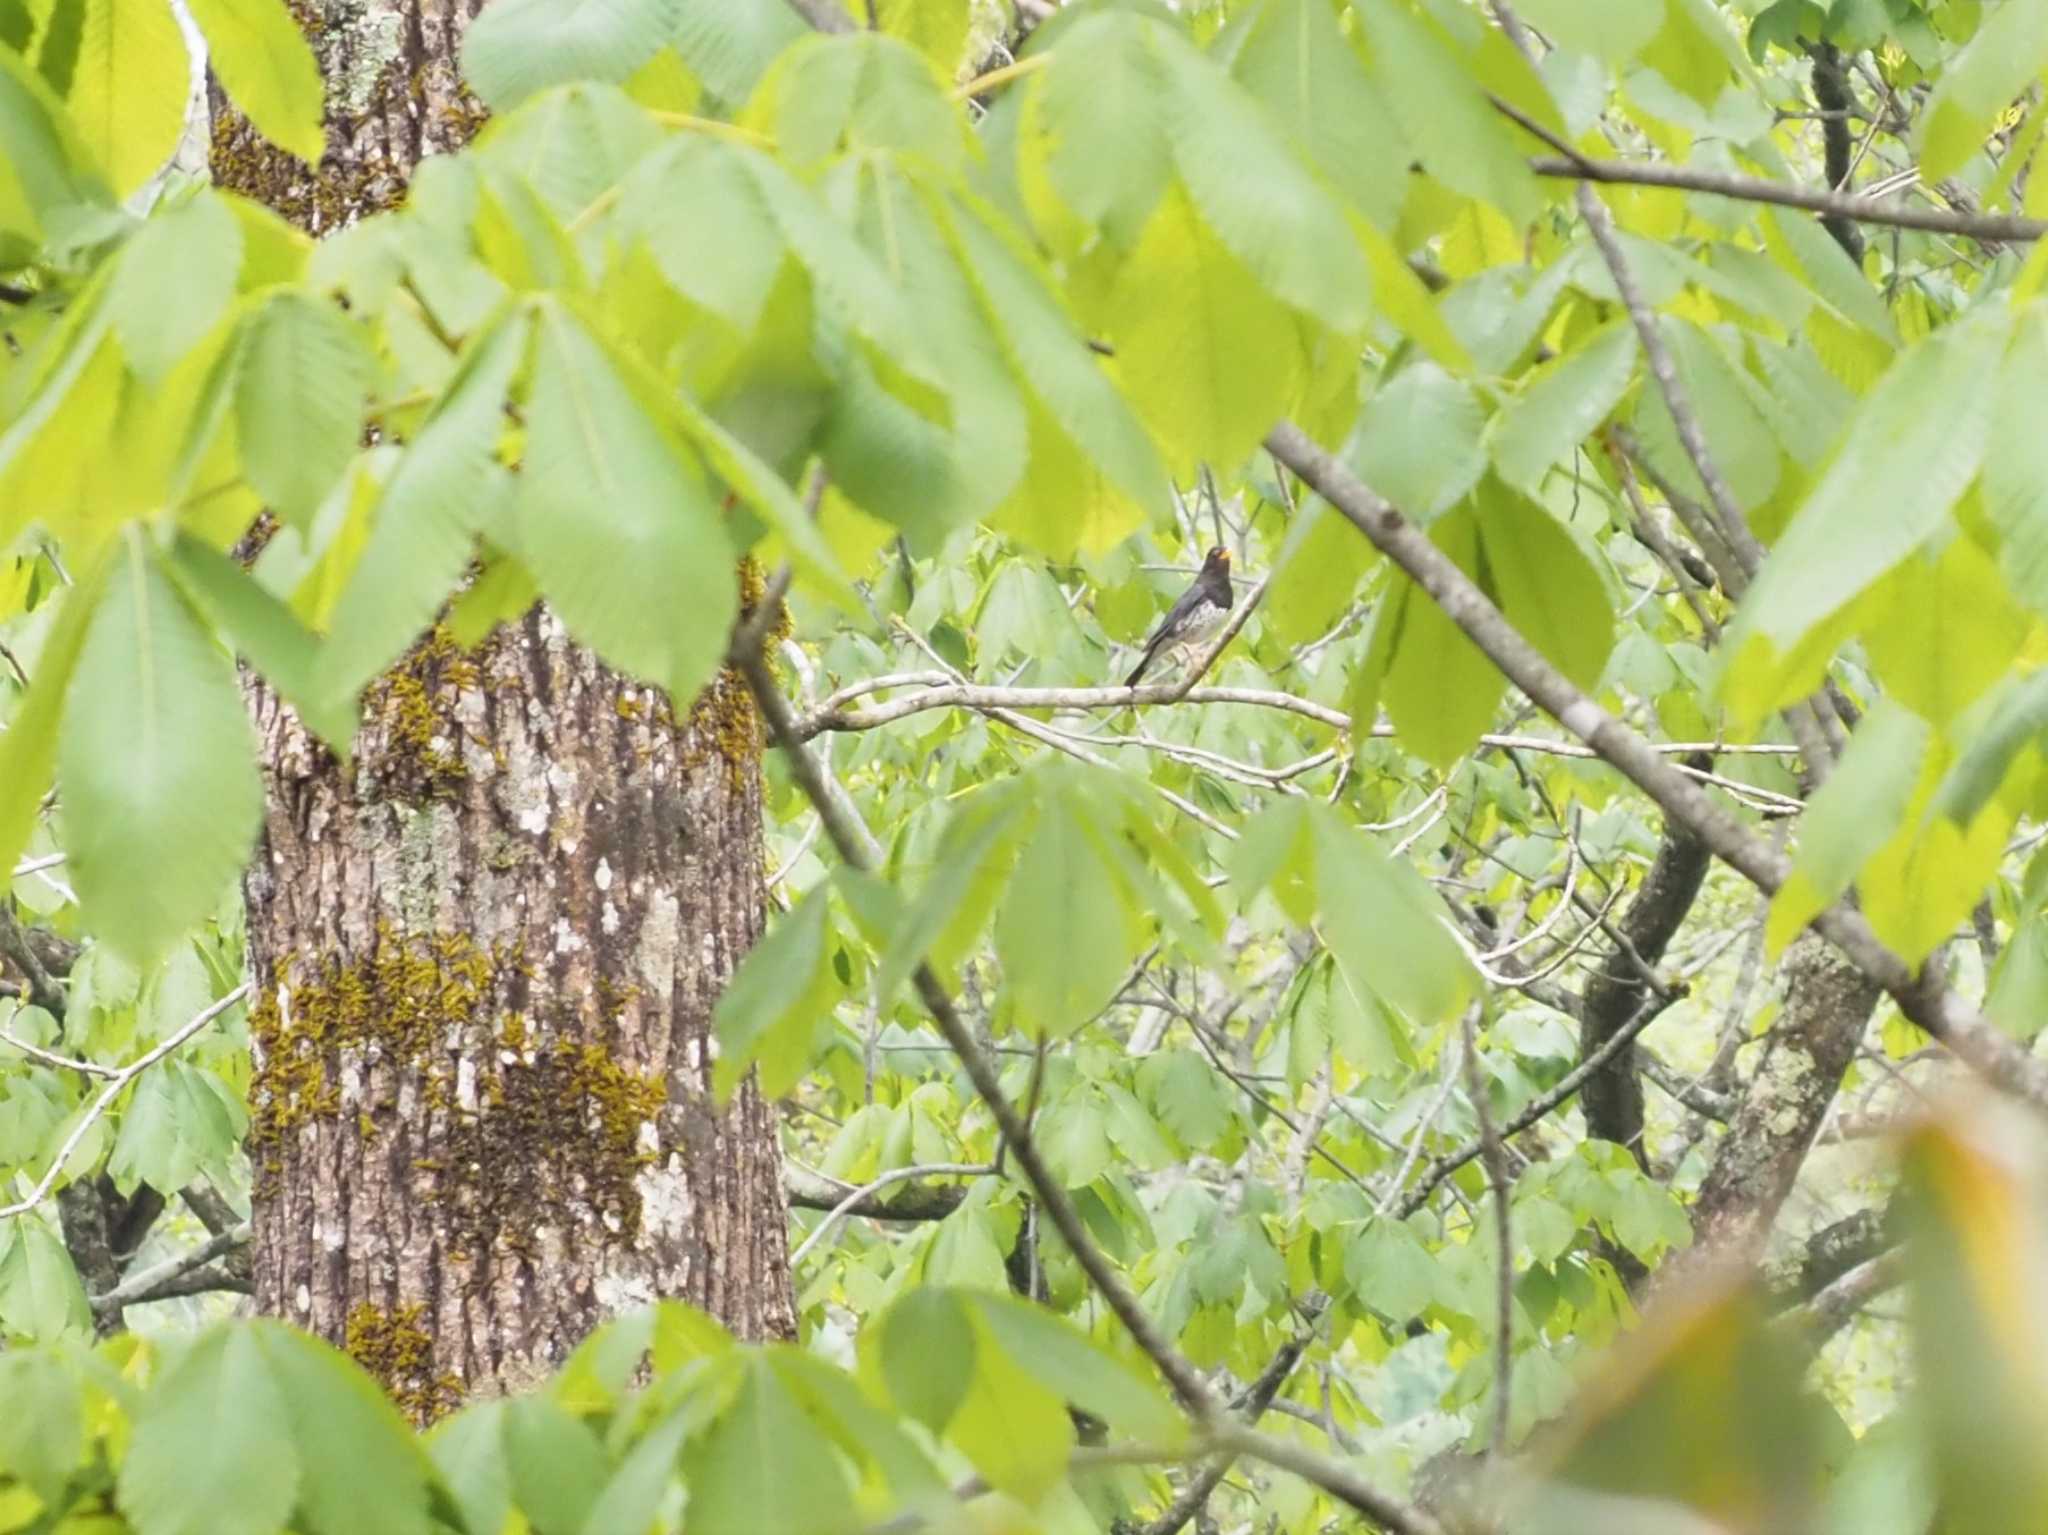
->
[1124,545,1232,687]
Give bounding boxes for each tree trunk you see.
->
[210,1,794,1416]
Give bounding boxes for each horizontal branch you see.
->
[1268,420,2048,1114]
[1529,153,2046,244]
[93,1221,251,1314]
[783,1163,969,1220]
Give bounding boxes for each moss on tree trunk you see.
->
[210,0,795,1418]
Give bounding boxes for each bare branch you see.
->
[0,984,251,1223]
[1526,153,2045,245]
[1267,418,2048,1113]
[92,1221,252,1315]
[1459,1007,1515,1457]
[735,615,1444,1535]
[789,1163,994,1267]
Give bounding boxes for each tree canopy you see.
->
[6,0,2048,1530]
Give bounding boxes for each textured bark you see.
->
[1577,823,1711,1164]
[1679,934,1881,1272]
[211,0,795,1412]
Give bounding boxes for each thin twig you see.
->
[1459,1007,1515,1456]
[0,985,250,1222]
[91,1221,251,1314]
[789,1163,994,1268]
[734,618,1443,1535]
[1268,418,2048,1113]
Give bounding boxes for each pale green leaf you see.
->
[1229,0,1408,229]
[1725,314,2006,718]
[1767,701,1931,952]
[108,191,243,385]
[182,0,325,163]
[1313,802,1474,1031]
[0,1351,83,1504]
[1917,0,2048,182]
[249,1321,433,1535]
[515,302,738,704]
[680,1353,854,1535]
[461,0,681,110]
[965,1291,1184,1443]
[1155,23,1370,330]
[0,551,108,887]
[1474,479,1615,692]
[235,291,375,528]
[1355,0,1542,225]
[59,538,262,962]
[1349,363,1486,520]
[314,312,526,713]
[712,885,837,1102]
[118,1327,300,1535]
[64,0,189,198]
[994,796,1129,1038]
[1487,321,1637,496]
[1379,507,1505,769]
[0,1222,88,1341]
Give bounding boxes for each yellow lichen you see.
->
[344,1303,465,1426]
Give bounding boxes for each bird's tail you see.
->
[1123,652,1154,688]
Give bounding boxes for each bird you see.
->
[1124,545,1233,687]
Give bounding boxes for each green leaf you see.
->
[1355,0,1542,225]
[426,1401,516,1535]
[1767,701,1931,953]
[1934,669,2048,828]
[108,191,244,386]
[0,1351,83,1504]
[672,0,806,103]
[1983,307,2048,615]
[1917,0,2048,182]
[1229,0,1408,230]
[1379,505,1504,770]
[59,537,262,962]
[249,1321,433,1535]
[1473,478,1615,692]
[314,312,526,713]
[1345,1218,1435,1321]
[164,532,353,752]
[0,42,113,226]
[181,0,325,163]
[964,1291,1184,1443]
[516,301,738,705]
[1350,362,1486,520]
[994,795,1131,1039]
[1312,801,1474,1033]
[461,0,681,110]
[0,1222,88,1341]
[746,32,968,173]
[1512,0,1661,65]
[503,1397,610,1535]
[679,1353,855,1535]
[871,1287,976,1432]
[118,1327,300,1535]
[1486,320,1637,496]
[1095,181,1299,477]
[712,885,837,1103]
[1724,314,2006,724]
[64,0,189,198]
[1862,534,2028,728]
[1153,23,1370,331]
[946,1307,1075,1502]
[1629,315,1781,517]
[943,192,1169,552]
[0,551,109,888]
[235,290,376,529]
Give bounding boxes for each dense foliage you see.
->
[7,0,2048,1529]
